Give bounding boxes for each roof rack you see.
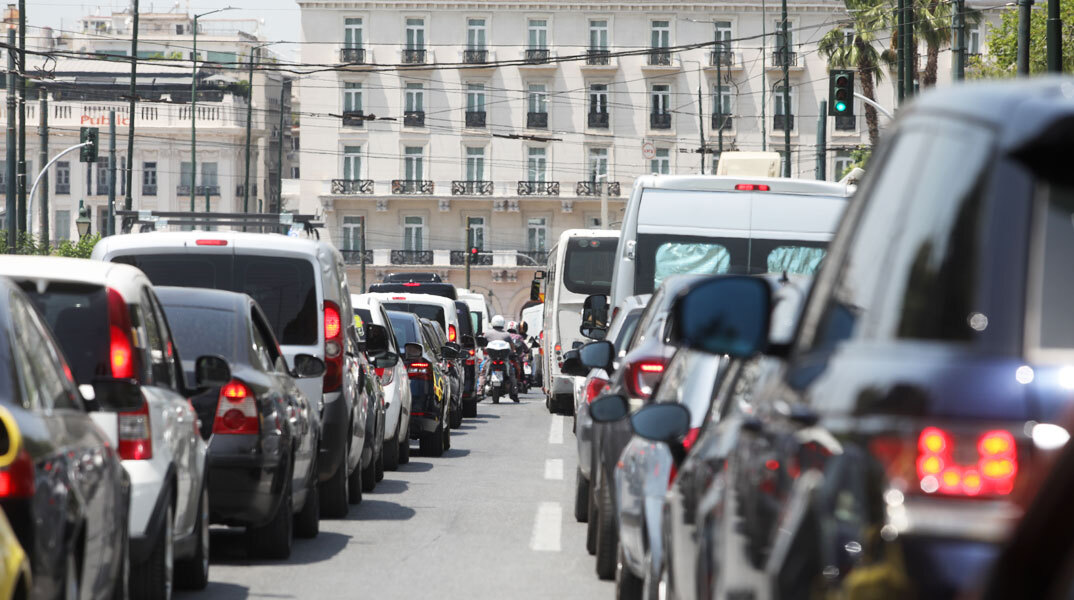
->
[116,210,323,237]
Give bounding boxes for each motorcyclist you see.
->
[483,315,520,401]
[506,321,529,391]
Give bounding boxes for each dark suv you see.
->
[659,79,1074,599]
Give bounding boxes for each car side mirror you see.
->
[560,349,589,377]
[461,334,476,348]
[442,342,462,359]
[579,340,615,374]
[365,323,391,356]
[476,335,488,348]
[374,352,400,369]
[404,342,424,359]
[631,403,693,463]
[292,354,327,378]
[580,294,610,340]
[671,276,773,358]
[589,394,630,423]
[91,377,144,412]
[530,339,541,349]
[195,355,232,387]
[530,278,542,301]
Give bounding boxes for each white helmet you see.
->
[491,315,506,328]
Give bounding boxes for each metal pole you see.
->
[897,0,906,103]
[953,0,966,80]
[276,81,285,214]
[108,110,116,237]
[191,14,197,212]
[38,87,46,245]
[360,216,367,293]
[28,142,89,227]
[600,174,609,230]
[905,0,916,97]
[465,223,472,289]
[243,48,255,216]
[6,28,16,252]
[716,45,724,156]
[853,91,896,119]
[125,0,138,210]
[1018,0,1034,75]
[1048,0,1062,72]
[761,0,768,150]
[816,100,826,181]
[781,0,791,177]
[16,0,25,234]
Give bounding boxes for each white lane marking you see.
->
[548,414,564,445]
[544,458,564,480]
[530,502,563,552]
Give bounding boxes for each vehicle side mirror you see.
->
[461,334,476,348]
[195,355,232,387]
[349,324,367,353]
[579,340,615,374]
[292,354,326,378]
[530,278,542,302]
[91,378,144,412]
[365,323,391,356]
[580,294,609,339]
[442,342,462,359]
[374,352,400,369]
[404,342,424,359]
[476,335,488,348]
[560,349,589,377]
[671,276,772,358]
[589,394,630,423]
[631,403,692,463]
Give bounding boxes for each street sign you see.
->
[641,141,656,160]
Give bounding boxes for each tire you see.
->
[294,477,320,539]
[348,458,363,505]
[361,449,377,492]
[64,546,80,600]
[450,405,463,429]
[596,484,618,580]
[463,400,477,418]
[616,544,644,600]
[442,420,451,451]
[492,392,500,405]
[374,444,385,482]
[422,425,445,457]
[320,445,350,518]
[574,469,590,523]
[399,438,411,465]
[586,485,598,556]
[176,487,210,590]
[383,431,400,471]
[110,523,129,600]
[130,505,173,600]
[246,481,293,560]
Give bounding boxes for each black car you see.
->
[383,272,442,283]
[387,311,456,457]
[454,300,480,416]
[368,281,458,300]
[421,318,465,429]
[158,287,327,558]
[0,277,131,599]
[352,318,388,497]
[658,80,1074,599]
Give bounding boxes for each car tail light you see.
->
[466,348,476,366]
[667,427,702,488]
[0,410,34,499]
[402,282,420,287]
[323,301,344,393]
[584,377,609,405]
[375,366,394,386]
[448,325,457,342]
[213,380,259,435]
[107,288,137,379]
[625,359,666,399]
[407,361,432,380]
[735,183,770,191]
[195,239,227,246]
[118,400,153,460]
[870,427,1019,497]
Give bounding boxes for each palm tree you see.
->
[818,0,896,145]
[914,0,951,87]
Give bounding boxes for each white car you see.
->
[352,294,413,470]
[0,257,223,597]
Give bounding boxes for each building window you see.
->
[467,216,485,250]
[466,146,485,181]
[405,83,424,113]
[142,161,156,195]
[715,21,732,50]
[54,210,70,241]
[202,162,218,191]
[588,147,608,181]
[55,161,71,194]
[527,217,548,252]
[651,147,670,174]
[586,215,602,228]
[528,19,548,50]
[590,20,608,50]
[589,83,608,114]
[774,21,795,64]
[713,84,732,130]
[466,83,486,113]
[527,84,548,114]
[527,147,547,182]
[342,215,363,251]
[651,84,670,114]
[96,159,110,196]
[774,84,795,128]
[290,167,300,179]
[651,20,670,49]
[967,25,981,54]
[404,146,424,181]
[405,18,425,50]
[404,215,424,251]
[344,17,363,48]
[180,161,194,190]
[833,150,853,180]
[467,18,486,50]
[343,146,362,180]
[344,82,362,113]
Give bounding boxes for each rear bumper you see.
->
[207,435,288,527]
[409,392,443,437]
[551,374,577,397]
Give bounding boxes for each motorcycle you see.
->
[485,339,512,404]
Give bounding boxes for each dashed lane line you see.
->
[530,502,563,552]
[548,415,564,445]
[544,458,564,480]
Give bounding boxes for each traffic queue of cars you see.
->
[545,79,1074,599]
[0,234,487,599]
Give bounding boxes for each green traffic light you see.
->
[835,101,847,113]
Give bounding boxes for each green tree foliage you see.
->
[2,232,101,258]
[969,0,1074,76]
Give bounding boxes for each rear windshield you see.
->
[382,302,445,331]
[19,282,109,383]
[388,314,420,348]
[455,305,474,337]
[563,238,617,295]
[634,234,828,295]
[113,254,318,345]
[160,305,238,363]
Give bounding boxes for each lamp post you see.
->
[76,200,91,239]
[244,42,275,219]
[190,6,235,212]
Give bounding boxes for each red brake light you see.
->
[325,304,342,340]
[118,400,152,460]
[735,183,771,191]
[323,301,344,393]
[408,361,430,369]
[625,359,667,399]
[392,296,407,300]
[584,376,609,404]
[195,239,228,246]
[871,427,1020,497]
[213,380,259,435]
[406,361,433,380]
[0,410,34,499]
[448,324,457,342]
[668,427,702,487]
[402,282,420,287]
[107,288,136,379]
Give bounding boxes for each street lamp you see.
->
[190,6,235,213]
[76,200,91,238]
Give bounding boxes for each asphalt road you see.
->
[178,391,613,599]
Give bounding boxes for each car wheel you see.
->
[294,475,320,539]
[442,420,451,451]
[374,443,385,482]
[347,456,363,505]
[64,545,80,600]
[246,480,293,559]
[574,468,590,523]
[450,405,463,429]
[361,449,377,492]
[463,400,477,418]
[586,484,598,556]
[596,484,618,580]
[320,445,350,518]
[399,437,411,464]
[492,392,500,405]
[110,523,129,600]
[423,425,445,458]
[131,504,173,599]
[176,487,210,590]
[383,431,400,471]
[616,544,644,600]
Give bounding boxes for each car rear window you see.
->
[368,282,457,299]
[113,253,318,346]
[382,302,446,331]
[563,238,617,295]
[388,314,420,348]
[160,305,238,363]
[18,282,109,384]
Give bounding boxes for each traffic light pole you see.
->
[6,28,16,253]
[781,0,791,177]
[108,109,116,237]
[27,142,90,231]
[124,0,138,211]
[953,0,966,80]
[853,92,895,119]
[816,100,826,181]
[465,223,472,289]
[360,216,367,293]
[37,87,46,245]
[1047,0,1062,72]
[1018,0,1034,75]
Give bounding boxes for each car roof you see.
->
[0,256,150,300]
[631,174,850,197]
[93,230,339,264]
[556,228,621,240]
[369,292,457,310]
[155,286,251,313]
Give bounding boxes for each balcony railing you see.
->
[176,185,221,196]
[450,250,493,266]
[463,49,488,64]
[340,47,366,64]
[575,180,620,197]
[518,181,560,196]
[772,50,798,67]
[527,111,548,129]
[404,110,425,127]
[517,250,549,266]
[392,180,435,195]
[451,180,494,196]
[587,111,609,128]
[525,48,550,63]
[773,114,795,131]
[586,49,611,65]
[650,112,672,129]
[711,114,733,130]
[709,49,734,67]
[648,49,672,66]
[342,111,365,127]
[465,111,486,128]
[331,179,375,195]
[403,48,427,64]
[341,249,373,265]
[235,184,258,197]
[55,183,71,195]
[391,250,434,265]
[835,115,856,131]
[141,184,157,196]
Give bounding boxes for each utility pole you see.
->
[953,0,966,80]
[16,0,25,234]
[600,174,609,230]
[716,44,724,158]
[816,100,826,181]
[897,0,905,103]
[107,110,116,237]
[465,223,472,289]
[761,0,768,150]
[6,28,15,253]
[360,216,367,292]
[1017,0,1034,75]
[190,14,198,212]
[276,81,285,214]
[1047,0,1062,72]
[904,0,916,97]
[243,48,256,216]
[781,0,791,178]
[125,0,138,211]
[697,83,705,174]
[38,87,47,245]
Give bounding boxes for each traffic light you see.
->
[79,127,99,163]
[828,70,854,117]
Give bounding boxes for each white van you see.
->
[456,289,490,335]
[605,175,851,312]
[539,229,620,415]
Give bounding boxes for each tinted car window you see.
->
[18,282,109,383]
[114,254,229,288]
[382,302,446,331]
[614,310,643,352]
[1037,182,1074,350]
[563,238,617,295]
[388,314,420,348]
[161,306,238,363]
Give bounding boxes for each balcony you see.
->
[141,184,156,196]
[773,114,795,131]
[235,183,258,197]
[55,183,71,195]
[404,110,425,127]
[771,50,798,68]
[575,180,620,197]
[463,49,488,64]
[342,111,365,127]
[709,49,734,67]
[340,47,366,64]
[835,115,856,131]
[451,180,494,196]
[391,180,434,195]
[403,48,427,64]
[331,179,375,195]
[516,250,549,266]
[450,250,493,266]
[647,49,672,66]
[586,49,611,65]
[176,185,221,196]
[391,250,434,265]
[526,111,548,129]
[524,48,550,63]
[650,112,672,130]
[587,111,609,129]
[711,114,733,131]
[465,111,486,128]
[518,181,560,196]
[341,249,373,265]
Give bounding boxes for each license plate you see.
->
[491,373,503,383]
[524,365,532,375]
